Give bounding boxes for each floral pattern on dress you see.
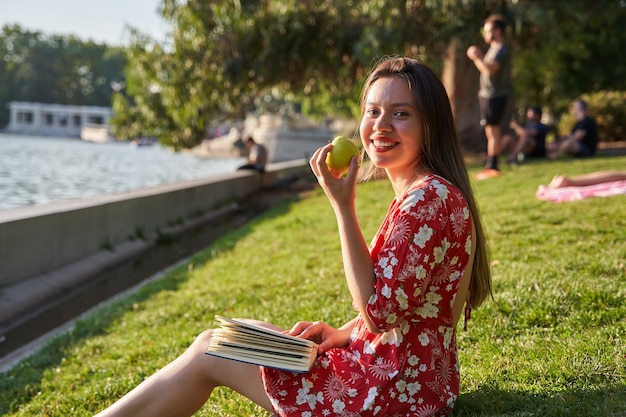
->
[262,174,472,417]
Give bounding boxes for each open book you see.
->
[205,315,318,373]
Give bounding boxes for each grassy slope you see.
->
[1,155,624,416]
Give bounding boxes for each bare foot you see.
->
[548,175,571,188]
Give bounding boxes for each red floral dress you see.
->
[261,174,473,417]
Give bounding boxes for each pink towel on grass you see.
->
[536,180,626,203]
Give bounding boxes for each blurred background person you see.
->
[467,13,512,179]
[548,98,598,159]
[502,105,548,164]
[237,137,268,172]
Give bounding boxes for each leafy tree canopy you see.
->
[114,0,626,148]
[2,1,625,149]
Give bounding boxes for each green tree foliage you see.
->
[3,1,625,148]
[509,0,626,114]
[117,0,500,148]
[0,25,126,127]
[116,1,373,147]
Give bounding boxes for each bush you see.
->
[557,91,626,142]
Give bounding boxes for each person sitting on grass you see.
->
[501,105,549,164]
[548,98,598,159]
[94,57,492,417]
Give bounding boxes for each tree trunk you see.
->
[441,37,485,153]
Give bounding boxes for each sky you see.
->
[0,0,170,45]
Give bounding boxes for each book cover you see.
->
[205,315,318,373]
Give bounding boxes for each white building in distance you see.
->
[6,101,113,139]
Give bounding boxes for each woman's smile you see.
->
[371,138,398,151]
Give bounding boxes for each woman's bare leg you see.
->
[94,329,274,417]
[548,170,626,188]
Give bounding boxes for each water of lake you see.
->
[0,134,245,211]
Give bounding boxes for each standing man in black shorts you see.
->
[467,14,512,180]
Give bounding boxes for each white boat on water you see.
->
[80,123,115,143]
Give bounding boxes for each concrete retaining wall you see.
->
[0,159,309,287]
[0,159,310,359]
[0,173,260,287]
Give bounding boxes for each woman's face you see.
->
[359,76,422,178]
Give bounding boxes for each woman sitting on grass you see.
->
[95,57,492,417]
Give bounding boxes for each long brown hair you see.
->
[360,56,492,308]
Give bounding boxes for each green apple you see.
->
[325,136,359,173]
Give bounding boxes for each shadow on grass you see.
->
[455,383,626,417]
[0,191,303,415]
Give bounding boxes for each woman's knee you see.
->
[191,329,213,349]
[178,329,219,385]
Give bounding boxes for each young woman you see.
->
[95,57,492,417]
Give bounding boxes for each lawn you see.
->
[1,155,625,416]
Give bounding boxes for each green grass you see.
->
[1,155,625,416]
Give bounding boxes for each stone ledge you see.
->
[0,160,313,361]
[0,203,244,358]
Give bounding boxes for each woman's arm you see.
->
[333,196,379,332]
[466,46,501,75]
[309,144,379,333]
